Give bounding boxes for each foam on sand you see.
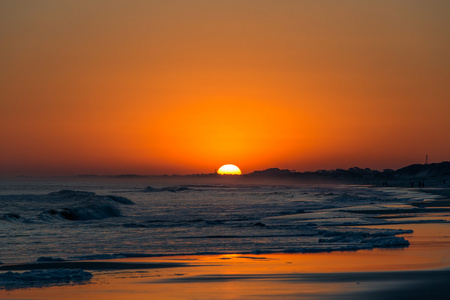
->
[0,268,93,290]
[0,261,189,271]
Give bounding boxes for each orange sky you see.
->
[1,1,449,176]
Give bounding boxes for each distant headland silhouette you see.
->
[243,161,450,188]
[76,161,450,188]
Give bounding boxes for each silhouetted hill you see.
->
[70,162,449,188]
[396,162,450,177]
[248,168,294,177]
[245,162,450,187]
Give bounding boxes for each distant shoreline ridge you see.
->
[72,161,449,177]
[24,161,446,188]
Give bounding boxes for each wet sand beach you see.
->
[1,220,450,300]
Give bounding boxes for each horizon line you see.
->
[6,161,448,179]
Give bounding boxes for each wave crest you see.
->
[143,186,192,192]
[39,190,133,221]
[1,213,22,223]
[42,204,121,221]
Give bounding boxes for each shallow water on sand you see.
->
[2,222,450,300]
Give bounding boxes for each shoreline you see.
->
[1,187,449,299]
[1,221,449,299]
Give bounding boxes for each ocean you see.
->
[0,177,435,265]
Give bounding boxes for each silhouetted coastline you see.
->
[71,161,450,188]
[244,161,450,187]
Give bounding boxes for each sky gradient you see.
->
[1,1,449,176]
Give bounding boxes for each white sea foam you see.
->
[36,257,65,262]
[0,269,93,290]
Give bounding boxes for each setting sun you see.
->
[217,164,242,175]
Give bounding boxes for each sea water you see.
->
[0,177,435,265]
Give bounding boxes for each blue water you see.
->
[0,177,432,265]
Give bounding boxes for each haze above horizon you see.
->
[1,1,449,176]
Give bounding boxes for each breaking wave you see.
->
[143,186,193,192]
[41,204,122,221]
[37,190,134,221]
[1,213,23,223]
[47,190,135,205]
